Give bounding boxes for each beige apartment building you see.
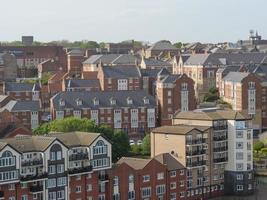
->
[151,108,254,199]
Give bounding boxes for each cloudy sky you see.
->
[1,0,267,43]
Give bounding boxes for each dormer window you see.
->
[110,97,116,105]
[181,83,188,90]
[59,98,65,106]
[76,98,82,106]
[93,97,99,106]
[127,97,133,105]
[143,97,149,104]
[248,82,255,89]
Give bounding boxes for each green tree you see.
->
[173,42,183,49]
[141,134,150,155]
[41,72,52,85]
[33,117,129,162]
[131,145,142,155]
[254,141,264,152]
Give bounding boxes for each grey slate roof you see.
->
[66,79,100,88]
[52,90,157,110]
[147,41,178,51]
[83,54,140,65]
[223,72,249,82]
[141,69,162,77]
[184,52,267,66]
[101,65,141,78]
[143,58,172,67]
[11,101,41,112]
[5,82,40,92]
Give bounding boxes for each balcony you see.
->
[69,153,89,161]
[68,165,93,175]
[213,136,228,141]
[213,157,228,163]
[186,149,206,156]
[99,174,109,182]
[186,160,206,168]
[29,185,43,193]
[186,139,205,145]
[213,125,227,131]
[21,159,43,167]
[20,172,48,182]
[213,146,228,152]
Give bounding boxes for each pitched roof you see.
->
[223,72,249,82]
[152,125,209,135]
[141,69,162,77]
[184,52,267,66]
[47,131,100,147]
[101,65,141,78]
[11,101,40,112]
[174,109,250,121]
[147,41,178,51]
[83,54,140,65]
[5,82,40,92]
[159,74,183,84]
[52,90,157,110]
[154,153,185,170]
[143,58,172,67]
[117,157,152,170]
[66,79,100,88]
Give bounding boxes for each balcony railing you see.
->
[21,159,43,167]
[186,149,206,156]
[213,157,228,163]
[186,160,206,167]
[186,139,205,145]
[29,185,43,193]
[68,165,92,175]
[69,153,89,161]
[20,172,48,182]
[213,146,228,152]
[213,136,228,141]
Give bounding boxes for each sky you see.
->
[1,0,267,44]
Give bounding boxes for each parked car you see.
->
[129,140,135,146]
[137,140,143,145]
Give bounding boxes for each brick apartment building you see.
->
[156,70,196,125]
[50,90,157,139]
[0,95,41,129]
[37,59,66,78]
[140,57,172,72]
[220,72,264,133]
[173,52,267,101]
[151,109,255,198]
[0,46,67,78]
[110,153,186,200]
[67,49,86,78]
[0,131,112,200]
[104,42,134,54]
[0,53,17,82]
[97,65,142,91]
[4,82,41,101]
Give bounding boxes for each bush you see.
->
[254,141,264,152]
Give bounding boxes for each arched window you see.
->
[128,174,134,184]
[0,151,15,167]
[93,140,107,155]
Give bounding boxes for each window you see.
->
[236,142,243,149]
[50,152,56,161]
[170,193,176,200]
[236,152,244,160]
[170,182,176,190]
[87,184,92,191]
[168,90,172,96]
[128,174,134,183]
[170,171,176,177]
[237,185,243,191]
[57,190,65,200]
[93,140,107,155]
[57,164,64,173]
[76,186,82,193]
[236,163,244,171]
[236,131,243,138]
[9,197,15,200]
[113,176,119,186]
[57,151,62,160]
[8,184,15,190]
[0,151,15,167]
[141,187,151,198]
[157,172,164,180]
[98,194,105,200]
[57,177,66,186]
[128,191,135,200]
[48,165,56,174]
[180,169,184,175]
[47,178,56,188]
[236,174,243,180]
[92,158,109,168]
[180,191,185,198]
[48,192,56,200]
[156,185,165,195]
[21,195,28,200]
[143,175,150,182]
[180,180,185,187]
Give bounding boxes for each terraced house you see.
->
[50,90,157,139]
[0,131,112,200]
